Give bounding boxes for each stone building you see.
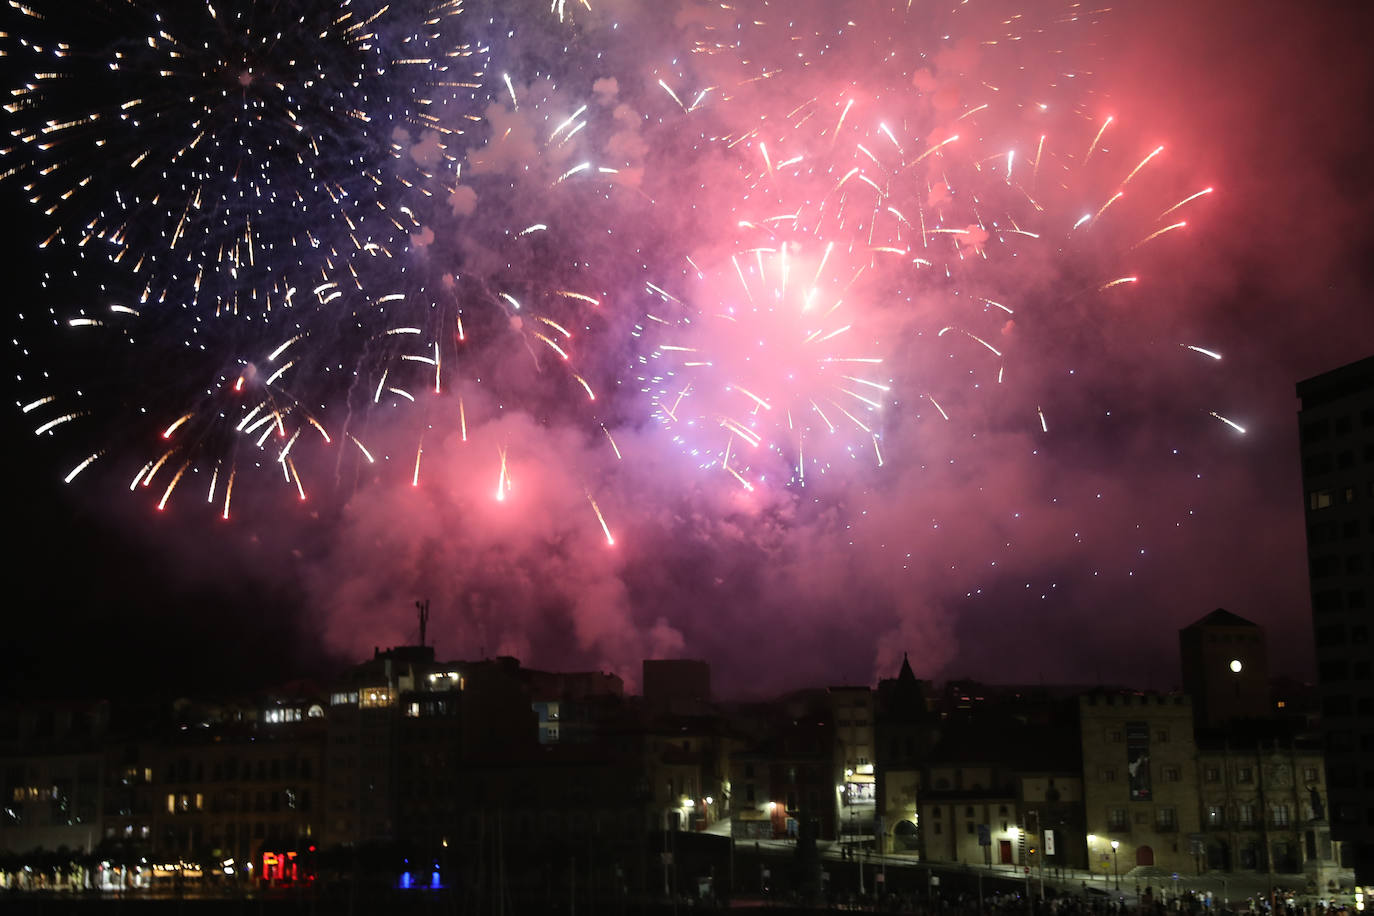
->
[1079,692,1201,876]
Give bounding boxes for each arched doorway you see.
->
[1136,845,1155,867]
[894,820,919,851]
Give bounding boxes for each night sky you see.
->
[6,0,1374,701]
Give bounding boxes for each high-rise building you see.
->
[1297,354,1374,882]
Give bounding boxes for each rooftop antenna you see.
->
[415,599,430,648]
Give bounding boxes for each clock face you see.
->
[1229,659,1243,673]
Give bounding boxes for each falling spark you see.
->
[1158,187,1214,220]
[586,490,615,546]
[63,451,102,484]
[1131,221,1186,250]
[496,446,510,501]
[1122,145,1165,186]
[1084,115,1113,164]
[602,425,622,460]
[1099,276,1138,291]
[1209,411,1246,434]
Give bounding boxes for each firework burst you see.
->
[636,239,892,490]
[1,0,476,315]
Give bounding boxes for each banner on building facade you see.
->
[1126,721,1152,801]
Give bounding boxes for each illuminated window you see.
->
[360,688,394,709]
[426,671,463,691]
[166,794,175,814]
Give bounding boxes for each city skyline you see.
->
[5,0,1374,700]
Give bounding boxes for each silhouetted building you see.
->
[874,654,933,854]
[1298,354,1374,882]
[642,659,711,714]
[1180,608,1270,729]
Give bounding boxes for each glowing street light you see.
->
[1110,840,1120,890]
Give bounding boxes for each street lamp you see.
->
[1110,841,1120,891]
[1087,835,1096,884]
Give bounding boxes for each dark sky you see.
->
[6,0,1374,701]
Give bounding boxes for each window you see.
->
[360,688,394,709]
[1321,659,1348,682]
[1204,766,1221,783]
[1108,729,1123,743]
[1315,590,1344,612]
[1206,806,1225,827]
[1317,624,1346,647]
[1237,767,1254,784]
[1101,768,1117,782]
[1238,804,1256,828]
[1108,808,1128,830]
[1310,490,1333,510]
[1273,805,1290,827]
[1302,420,1330,444]
[1312,555,1341,578]
[1304,767,1320,784]
[1156,807,1177,830]
[1163,767,1181,782]
[1156,729,1169,743]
